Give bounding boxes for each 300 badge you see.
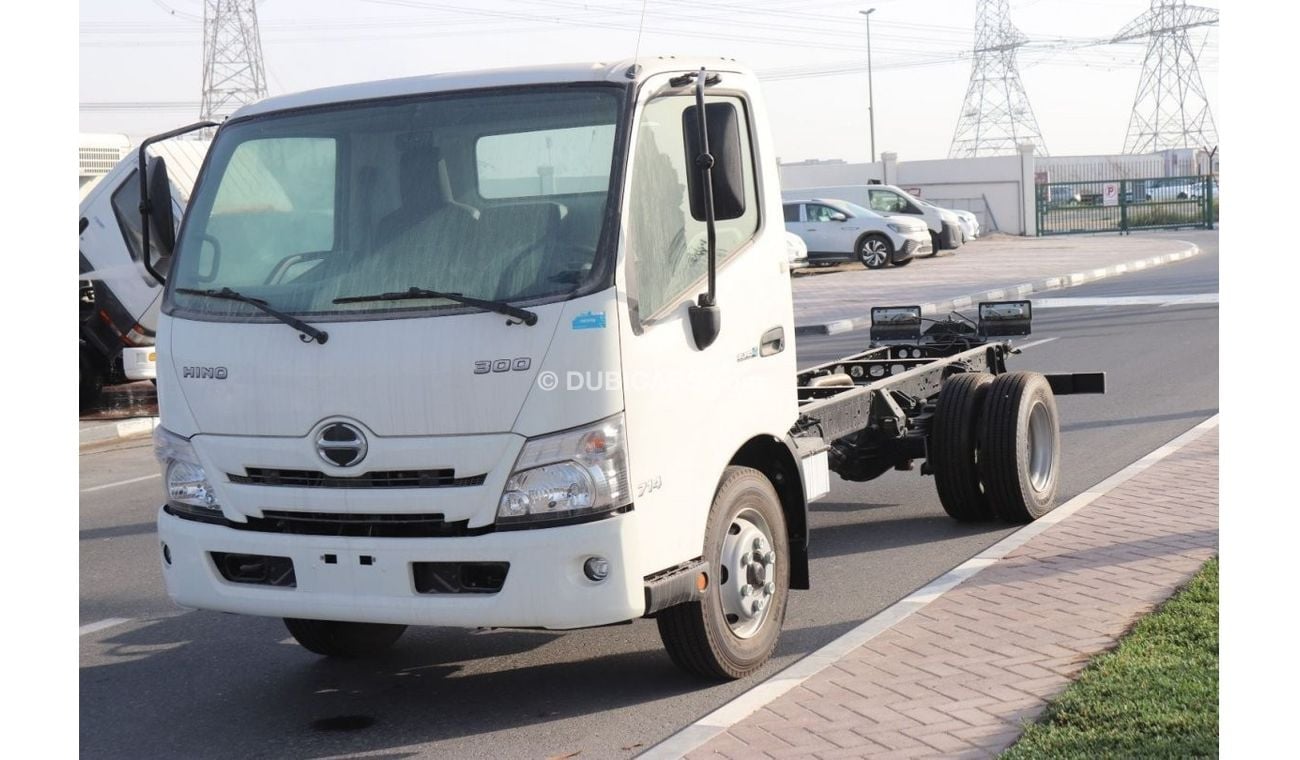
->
[473,357,532,374]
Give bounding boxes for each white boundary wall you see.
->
[779,145,1038,235]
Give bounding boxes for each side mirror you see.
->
[683,102,745,222]
[146,156,176,258]
[828,212,848,222]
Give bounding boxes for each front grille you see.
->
[228,467,487,489]
[245,510,476,538]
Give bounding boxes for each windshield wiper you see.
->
[175,287,330,345]
[333,287,539,326]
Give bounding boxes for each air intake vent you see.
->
[229,468,486,489]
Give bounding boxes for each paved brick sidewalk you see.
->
[681,426,1218,760]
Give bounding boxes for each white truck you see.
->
[79,140,209,406]
[146,58,1101,679]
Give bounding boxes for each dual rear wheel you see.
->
[930,371,1061,524]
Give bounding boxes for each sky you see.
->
[79,0,1219,162]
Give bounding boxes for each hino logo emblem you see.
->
[182,366,228,379]
[316,422,368,468]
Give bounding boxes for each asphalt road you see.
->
[80,238,1218,759]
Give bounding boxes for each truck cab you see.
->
[79,141,208,406]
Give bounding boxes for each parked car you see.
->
[918,200,979,241]
[1046,186,1082,207]
[784,231,809,271]
[783,198,930,269]
[1144,178,1217,202]
[784,184,961,254]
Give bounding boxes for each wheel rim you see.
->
[719,508,777,639]
[1027,400,1055,492]
[861,239,888,267]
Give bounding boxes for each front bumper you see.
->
[940,221,963,249]
[899,235,932,261]
[122,347,157,381]
[157,507,645,629]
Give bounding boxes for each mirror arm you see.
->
[687,67,722,350]
[693,67,717,308]
[138,120,218,284]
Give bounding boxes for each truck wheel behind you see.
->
[656,466,789,680]
[930,372,995,522]
[980,372,1061,523]
[283,618,407,658]
[928,231,943,256]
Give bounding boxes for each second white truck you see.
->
[145,57,1101,680]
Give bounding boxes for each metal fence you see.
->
[1036,175,1217,236]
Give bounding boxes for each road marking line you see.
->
[1033,294,1217,309]
[80,473,160,494]
[1016,337,1059,351]
[640,414,1220,760]
[80,618,132,637]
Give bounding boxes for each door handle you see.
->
[760,326,785,357]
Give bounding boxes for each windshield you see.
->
[167,86,623,320]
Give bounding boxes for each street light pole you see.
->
[860,8,877,164]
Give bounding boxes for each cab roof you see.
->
[229,57,752,121]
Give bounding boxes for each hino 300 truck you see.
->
[147,58,1102,679]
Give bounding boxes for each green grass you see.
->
[1001,558,1218,760]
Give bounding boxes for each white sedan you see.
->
[783,198,931,269]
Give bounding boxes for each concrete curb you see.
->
[79,417,159,449]
[793,241,1202,337]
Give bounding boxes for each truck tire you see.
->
[929,230,943,256]
[657,466,789,680]
[930,372,995,521]
[283,618,406,658]
[980,372,1061,523]
[857,234,893,269]
[80,345,103,411]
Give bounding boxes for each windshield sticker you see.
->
[572,311,607,330]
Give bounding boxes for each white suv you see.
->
[783,198,932,269]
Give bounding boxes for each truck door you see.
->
[616,80,797,574]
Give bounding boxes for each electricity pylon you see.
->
[1114,0,1219,153]
[949,0,1048,158]
[199,0,268,122]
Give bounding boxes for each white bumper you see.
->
[157,507,646,629]
[122,347,157,381]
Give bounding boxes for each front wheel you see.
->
[657,467,789,680]
[284,618,407,658]
[929,230,943,256]
[857,234,893,269]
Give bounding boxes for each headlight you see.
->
[497,414,631,526]
[153,426,221,515]
[887,223,905,233]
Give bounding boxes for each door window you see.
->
[869,189,909,213]
[625,94,759,322]
[805,203,842,222]
[783,203,800,223]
